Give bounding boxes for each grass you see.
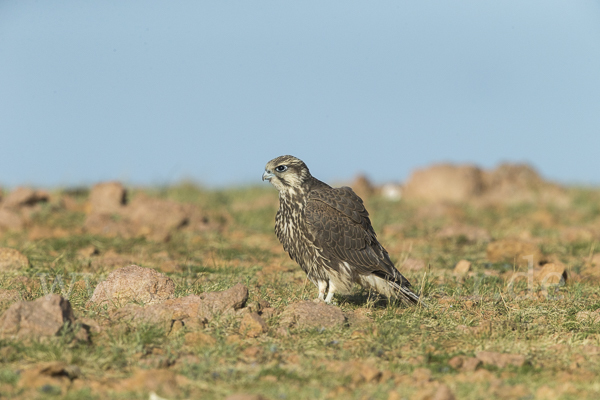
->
[1,184,600,399]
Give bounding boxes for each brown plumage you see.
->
[263,155,420,305]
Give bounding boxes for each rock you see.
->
[280,301,345,329]
[476,351,526,368]
[0,208,25,230]
[87,181,126,214]
[432,384,456,400]
[0,248,29,271]
[196,283,249,321]
[486,239,542,265]
[535,263,567,285]
[436,225,491,243]
[2,187,49,209]
[225,394,268,400]
[403,164,484,203]
[0,294,76,339]
[17,361,80,393]
[480,163,567,205]
[453,260,471,275]
[77,245,99,258]
[240,312,268,338]
[126,193,189,241]
[87,265,175,309]
[110,284,249,328]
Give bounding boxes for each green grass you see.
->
[1,184,600,398]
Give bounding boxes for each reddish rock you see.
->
[126,194,189,241]
[2,187,49,209]
[87,265,175,309]
[109,284,249,328]
[453,260,471,275]
[403,164,484,203]
[280,301,345,329]
[0,208,24,230]
[0,294,76,339]
[87,181,126,214]
[0,248,29,271]
[240,312,268,338]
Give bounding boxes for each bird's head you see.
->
[263,155,311,192]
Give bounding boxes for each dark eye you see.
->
[275,165,287,173]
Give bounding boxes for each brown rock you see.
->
[280,301,345,329]
[126,194,189,241]
[109,284,248,328]
[0,294,75,339]
[432,384,456,400]
[0,248,29,271]
[87,181,126,214]
[225,394,268,400]
[476,351,526,368]
[2,187,49,209]
[87,265,175,309]
[18,361,80,393]
[240,312,268,338]
[453,260,471,275]
[196,283,249,321]
[486,239,542,265]
[403,164,484,203]
[0,208,24,230]
[535,263,567,285]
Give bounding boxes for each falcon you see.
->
[262,155,420,305]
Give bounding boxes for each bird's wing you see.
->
[305,187,396,276]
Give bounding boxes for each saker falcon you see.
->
[263,155,420,305]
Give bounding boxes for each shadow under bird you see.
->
[263,155,420,305]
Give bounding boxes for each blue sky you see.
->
[1,1,599,188]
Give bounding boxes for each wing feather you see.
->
[305,186,397,277]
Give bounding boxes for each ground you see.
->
[1,180,600,400]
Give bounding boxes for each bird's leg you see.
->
[324,281,337,304]
[317,280,328,301]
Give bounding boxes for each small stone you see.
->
[240,312,267,338]
[0,294,76,339]
[453,260,471,275]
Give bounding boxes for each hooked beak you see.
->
[262,170,274,182]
